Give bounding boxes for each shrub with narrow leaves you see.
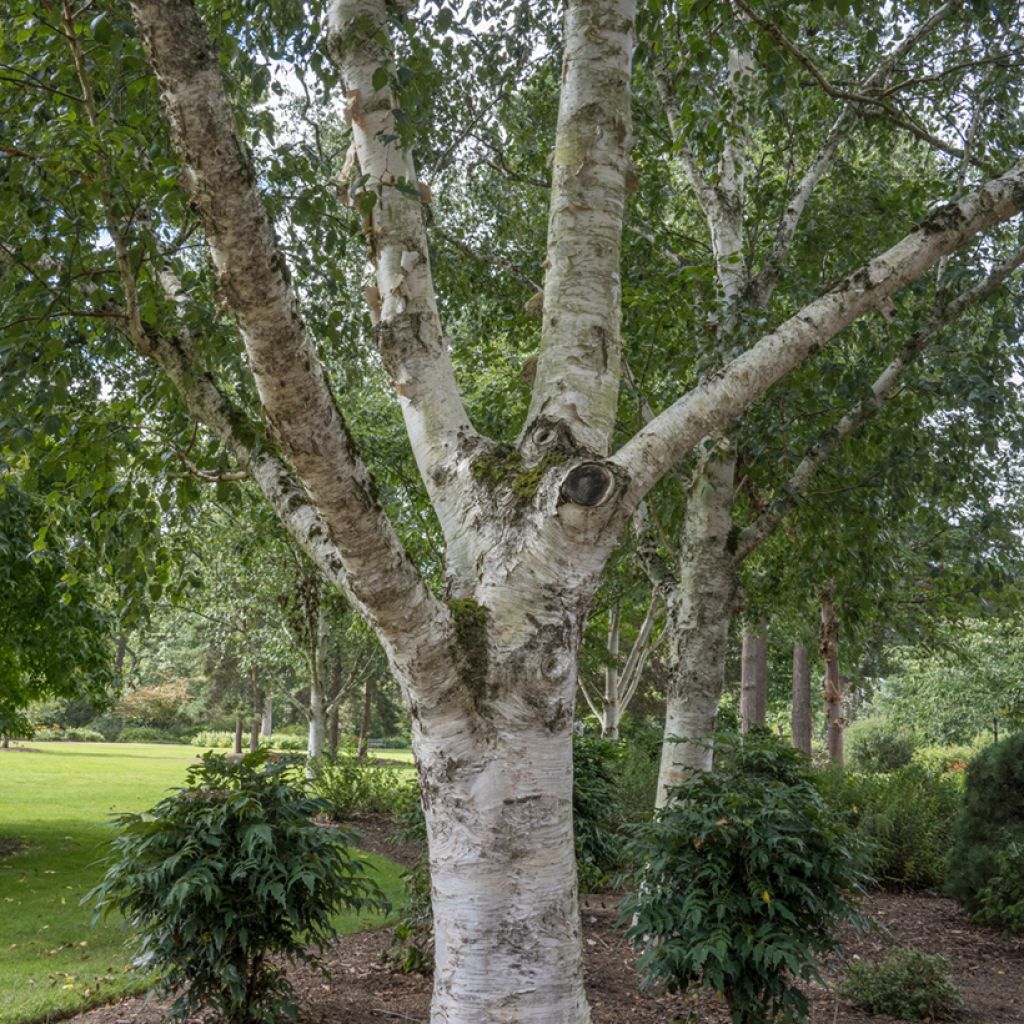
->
[840,948,962,1020]
[308,753,412,818]
[88,750,389,1024]
[623,731,869,1024]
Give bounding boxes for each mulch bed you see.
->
[54,813,1024,1024]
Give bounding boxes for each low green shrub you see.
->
[846,718,915,774]
[273,735,308,752]
[31,726,65,740]
[90,713,125,741]
[88,750,388,1024]
[911,744,973,779]
[623,731,869,1024]
[840,948,961,1020]
[384,791,433,975]
[819,764,959,889]
[308,754,412,818]
[946,731,1024,917]
[974,837,1024,934]
[191,730,236,748]
[573,734,624,892]
[65,727,106,742]
[118,726,178,743]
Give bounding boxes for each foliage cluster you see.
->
[88,751,389,1024]
[845,717,915,774]
[819,765,960,890]
[946,732,1024,932]
[190,731,309,752]
[840,948,962,1021]
[118,726,180,744]
[623,732,868,1024]
[572,735,626,892]
[308,755,414,819]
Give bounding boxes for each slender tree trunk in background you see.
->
[307,599,330,770]
[791,641,812,755]
[740,625,767,733]
[656,456,738,804]
[818,587,846,764]
[260,696,273,738]
[603,599,622,739]
[1,735,9,750]
[357,674,372,760]
[233,714,243,755]
[328,705,340,758]
[249,719,260,752]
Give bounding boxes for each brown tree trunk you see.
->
[234,714,244,756]
[791,641,812,754]
[249,719,260,752]
[328,705,340,758]
[818,587,846,764]
[740,625,767,733]
[1,735,9,750]
[357,674,372,760]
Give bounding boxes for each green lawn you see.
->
[0,742,405,1024]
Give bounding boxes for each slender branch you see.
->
[733,244,1024,563]
[172,447,249,483]
[610,160,1024,508]
[734,0,977,164]
[326,0,478,487]
[431,223,540,292]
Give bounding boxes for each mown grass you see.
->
[0,742,405,1024]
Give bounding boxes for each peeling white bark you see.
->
[655,455,738,806]
[527,0,636,453]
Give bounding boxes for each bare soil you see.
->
[55,814,1024,1024]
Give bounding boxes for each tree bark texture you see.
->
[328,705,340,758]
[740,625,768,734]
[818,589,846,764]
[656,456,738,805]
[791,641,812,755]
[260,696,273,739]
[358,674,372,759]
[233,714,243,756]
[249,719,260,752]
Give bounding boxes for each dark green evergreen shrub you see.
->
[572,734,624,891]
[819,764,959,889]
[846,718,916,773]
[840,948,961,1020]
[946,731,1024,917]
[974,838,1024,934]
[90,713,124,741]
[623,731,868,1024]
[308,754,411,817]
[88,750,388,1024]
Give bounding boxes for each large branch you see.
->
[732,243,1024,563]
[326,0,477,489]
[610,161,1024,505]
[525,0,636,454]
[128,0,451,669]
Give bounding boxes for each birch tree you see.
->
[4,1,1024,1020]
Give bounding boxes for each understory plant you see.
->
[308,753,412,818]
[572,734,625,891]
[818,763,960,889]
[88,750,389,1024]
[840,948,962,1020]
[623,730,869,1024]
[946,731,1024,927]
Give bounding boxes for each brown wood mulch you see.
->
[48,813,1024,1024]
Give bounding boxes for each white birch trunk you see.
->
[656,456,738,806]
[791,641,812,755]
[261,696,273,739]
[740,625,768,734]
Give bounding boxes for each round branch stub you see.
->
[559,462,616,507]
